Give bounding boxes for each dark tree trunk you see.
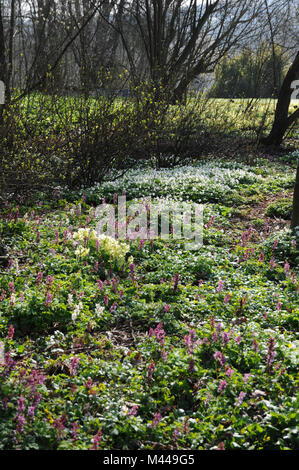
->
[0,3,7,123]
[261,51,299,146]
[291,161,299,229]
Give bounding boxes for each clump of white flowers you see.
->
[95,304,104,317]
[96,234,131,270]
[72,228,131,272]
[73,228,98,242]
[74,246,90,258]
[72,301,83,322]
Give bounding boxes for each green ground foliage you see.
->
[0,154,298,450]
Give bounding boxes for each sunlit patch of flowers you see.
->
[72,228,131,272]
[83,159,294,205]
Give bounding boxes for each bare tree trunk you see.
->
[291,161,299,229]
[6,0,16,102]
[114,0,262,103]
[261,51,299,146]
[0,2,8,122]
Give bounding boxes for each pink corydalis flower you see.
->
[161,350,168,362]
[72,422,79,441]
[36,271,43,285]
[27,405,36,420]
[241,232,247,245]
[17,396,26,413]
[129,263,136,282]
[149,323,166,346]
[164,304,171,312]
[8,282,15,293]
[182,418,190,434]
[148,361,155,380]
[16,413,26,434]
[90,429,102,450]
[224,293,231,303]
[173,273,180,293]
[258,252,264,262]
[206,215,215,229]
[222,331,231,346]
[216,322,223,335]
[45,292,52,307]
[70,357,80,376]
[291,272,297,285]
[128,405,139,416]
[236,391,246,406]
[190,329,196,342]
[218,380,227,394]
[272,239,278,250]
[85,377,93,389]
[7,325,14,340]
[217,280,224,292]
[211,332,218,343]
[213,351,226,367]
[270,257,275,270]
[151,412,162,428]
[184,334,193,354]
[225,366,234,377]
[138,239,145,250]
[4,352,15,370]
[110,302,118,313]
[277,300,282,311]
[284,262,290,277]
[112,277,118,293]
[55,230,59,244]
[46,275,54,286]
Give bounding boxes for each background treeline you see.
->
[210,45,287,99]
[0,1,298,197]
[0,0,298,100]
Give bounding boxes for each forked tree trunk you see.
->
[261,51,299,146]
